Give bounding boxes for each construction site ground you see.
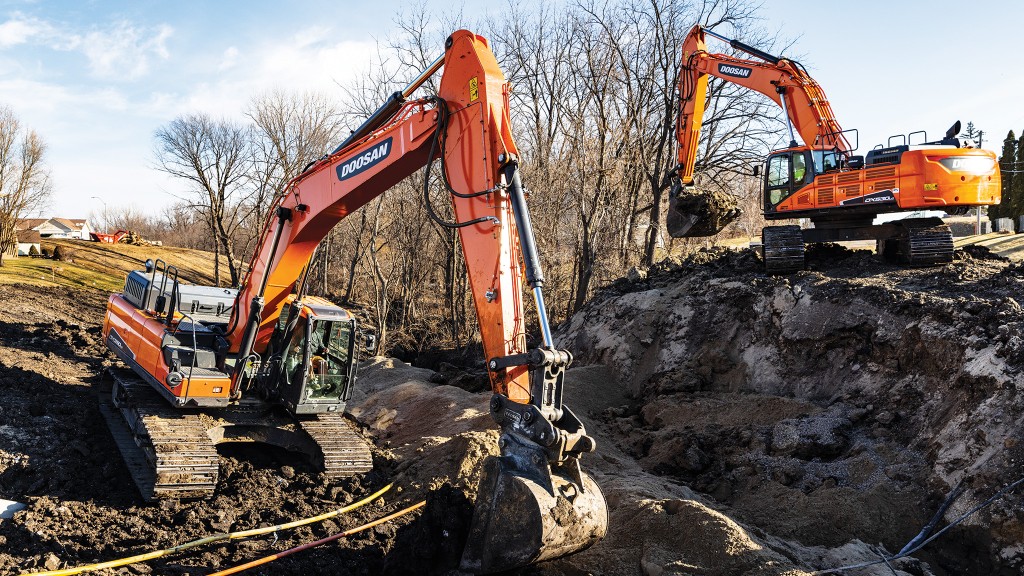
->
[1,236,1023,575]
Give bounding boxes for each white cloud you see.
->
[156,32,379,121]
[0,12,413,216]
[0,13,173,81]
[0,77,131,118]
[219,46,239,71]
[0,13,50,47]
[76,21,173,80]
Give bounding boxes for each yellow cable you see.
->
[208,500,427,576]
[22,483,393,576]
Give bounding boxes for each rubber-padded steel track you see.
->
[104,369,220,500]
[762,225,805,274]
[98,368,373,501]
[900,220,954,266]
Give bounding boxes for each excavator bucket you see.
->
[460,452,608,573]
[666,185,741,238]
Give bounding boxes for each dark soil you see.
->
[558,244,1024,575]
[0,284,414,575]
[2,243,1024,575]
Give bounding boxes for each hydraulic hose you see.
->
[421,97,501,229]
[21,484,393,576]
[208,500,427,576]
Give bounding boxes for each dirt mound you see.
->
[2,246,1023,575]
[558,246,1024,575]
[0,284,410,574]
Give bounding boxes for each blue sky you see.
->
[0,0,413,219]
[1,0,1021,221]
[758,0,1024,153]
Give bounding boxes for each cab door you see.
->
[764,152,793,213]
[763,151,810,213]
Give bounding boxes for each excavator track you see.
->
[898,219,954,266]
[300,412,374,478]
[100,369,219,500]
[98,369,373,501]
[762,225,805,274]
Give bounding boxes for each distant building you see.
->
[15,229,41,256]
[22,217,92,239]
[5,217,92,258]
[15,217,93,241]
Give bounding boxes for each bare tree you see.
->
[154,113,251,286]
[0,106,50,266]
[247,89,346,204]
[244,89,347,276]
[135,0,779,355]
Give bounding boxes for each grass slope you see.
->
[0,239,232,293]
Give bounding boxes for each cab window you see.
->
[792,153,807,184]
[812,150,839,174]
[281,320,306,387]
[767,155,790,188]
[306,320,353,401]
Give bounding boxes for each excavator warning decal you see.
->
[469,77,479,101]
[336,137,393,181]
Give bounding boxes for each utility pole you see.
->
[975,130,986,235]
[91,196,108,233]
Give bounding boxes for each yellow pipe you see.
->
[22,483,393,576]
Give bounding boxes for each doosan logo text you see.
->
[337,138,393,181]
[718,64,752,78]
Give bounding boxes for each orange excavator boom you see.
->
[675,25,850,186]
[101,29,606,573]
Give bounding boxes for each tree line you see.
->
[10,0,788,356]
[992,129,1024,224]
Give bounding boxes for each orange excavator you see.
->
[100,29,606,573]
[667,25,1001,272]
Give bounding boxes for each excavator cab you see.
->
[763,148,813,211]
[266,297,358,415]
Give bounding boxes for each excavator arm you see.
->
[223,29,606,573]
[676,25,850,185]
[668,25,851,237]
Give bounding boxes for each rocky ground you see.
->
[0,244,1022,575]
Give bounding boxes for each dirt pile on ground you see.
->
[0,285,405,575]
[557,244,1024,575]
[1,244,1022,575]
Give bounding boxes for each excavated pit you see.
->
[0,244,1022,575]
[555,244,1024,575]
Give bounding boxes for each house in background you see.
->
[15,229,41,256]
[31,218,92,240]
[15,217,93,240]
[6,217,92,258]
